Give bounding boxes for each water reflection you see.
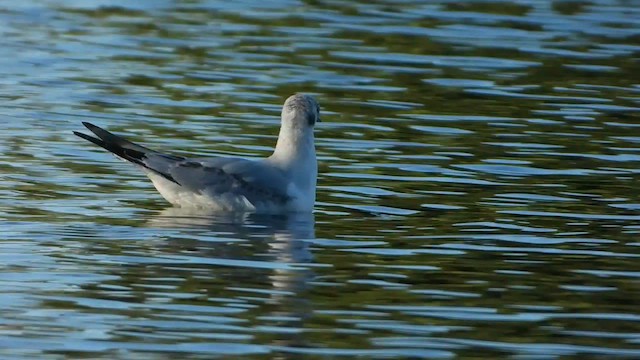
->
[3,210,319,356]
[148,208,315,290]
[148,208,317,348]
[147,207,314,263]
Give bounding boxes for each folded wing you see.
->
[74,122,293,206]
[167,158,293,205]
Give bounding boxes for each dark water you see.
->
[1,0,640,358]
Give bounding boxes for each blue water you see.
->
[1,0,640,358]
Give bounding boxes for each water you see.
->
[1,0,640,358]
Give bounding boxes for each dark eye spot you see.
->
[306,111,316,126]
[308,103,320,125]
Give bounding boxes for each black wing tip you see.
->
[82,121,98,129]
[74,123,182,186]
[74,130,103,145]
[82,121,103,135]
[73,130,89,138]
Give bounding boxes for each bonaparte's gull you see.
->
[74,93,320,213]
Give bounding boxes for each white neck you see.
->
[271,121,315,162]
[268,121,317,194]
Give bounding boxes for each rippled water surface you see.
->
[2,0,640,358]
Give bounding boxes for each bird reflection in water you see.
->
[147,208,317,349]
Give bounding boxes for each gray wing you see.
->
[74,122,293,204]
[167,158,293,204]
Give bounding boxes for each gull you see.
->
[74,93,321,213]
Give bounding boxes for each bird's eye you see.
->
[306,112,317,126]
[315,104,321,123]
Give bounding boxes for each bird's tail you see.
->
[74,122,182,184]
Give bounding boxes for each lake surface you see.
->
[1,0,640,358]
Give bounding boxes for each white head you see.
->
[271,93,320,166]
[270,94,320,206]
[281,93,321,130]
